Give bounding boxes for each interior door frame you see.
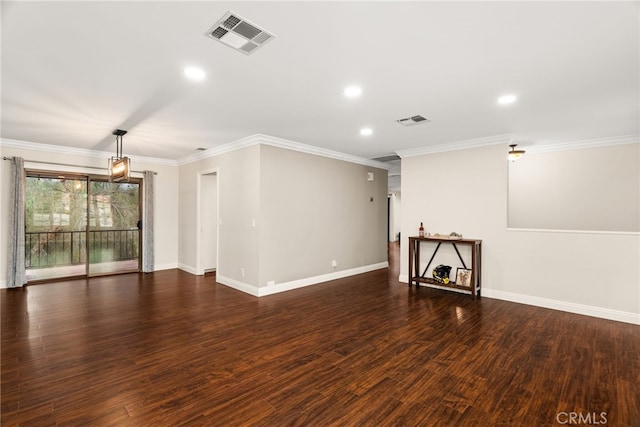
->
[196,168,220,276]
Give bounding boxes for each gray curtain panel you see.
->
[142,170,155,273]
[7,157,27,287]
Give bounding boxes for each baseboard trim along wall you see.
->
[219,262,389,297]
[216,275,260,297]
[178,263,199,275]
[154,263,179,271]
[398,274,639,325]
[482,288,640,326]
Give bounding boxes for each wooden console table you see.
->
[408,236,482,299]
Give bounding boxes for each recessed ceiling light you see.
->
[344,85,362,98]
[498,94,517,105]
[360,127,373,136]
[184,66,206,82]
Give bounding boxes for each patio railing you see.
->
[26,229,139,269]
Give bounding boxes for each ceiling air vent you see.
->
[205,11,275,55]
[371,154,401,162]
[396,115,431,126]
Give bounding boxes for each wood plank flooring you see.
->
[2,243,639,426]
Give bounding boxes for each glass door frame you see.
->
[24,168,143,282]
[87,174,143,277]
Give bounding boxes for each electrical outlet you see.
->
[331,260,337,268]
[240,268,245,277]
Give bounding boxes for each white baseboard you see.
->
[482,289,640,325]
[217,262,389,297]
[216,275,260,296]
[399,274,639,325]
[178,263,199,275]
[259,262,389,297]
[0,280,6,289]
[154,262,178,271]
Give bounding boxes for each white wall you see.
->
[389,193,401,242]
[509,143,639,232]
[201,173,218,271]
[0,141,180,287]
[400,143,640,324]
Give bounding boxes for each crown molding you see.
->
[394,133,639,158]
[395,133,515,158]
[257,134,391,170]
[176,134,262,165]
[0,138,178,166]
[177,133,391,170]
[525,134,639,154]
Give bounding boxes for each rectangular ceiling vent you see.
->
[396,115,431,126]
[371,154,401,162]
[205,11,275,55]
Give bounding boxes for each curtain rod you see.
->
[2,156,157,175]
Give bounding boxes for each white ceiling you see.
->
[2,1,638,162]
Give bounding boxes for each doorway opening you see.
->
[197,169,219,276]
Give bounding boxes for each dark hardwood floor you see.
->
[2,243,639,426]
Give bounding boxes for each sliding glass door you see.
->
[25,172,141,281]
[87,179,140,275]
[25,175,88,281]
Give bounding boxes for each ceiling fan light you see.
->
[508,144,526,161]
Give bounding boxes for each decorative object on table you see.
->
[408,236,482,299]
[418,222,425,237]
[456,268,472,287]
[431,232,462,240]
[432,264,452,284]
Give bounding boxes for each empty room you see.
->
[1,1,639,426]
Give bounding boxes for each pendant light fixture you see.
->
[508,144,526,161]
[109,129,130,182]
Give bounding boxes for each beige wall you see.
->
[258,145,388,287]
[2,137,388,296]
[178,144,261,285]
[400,143,640,323]
[5,136,635,322]
[178,141,388,295]
[0,142,180,286]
